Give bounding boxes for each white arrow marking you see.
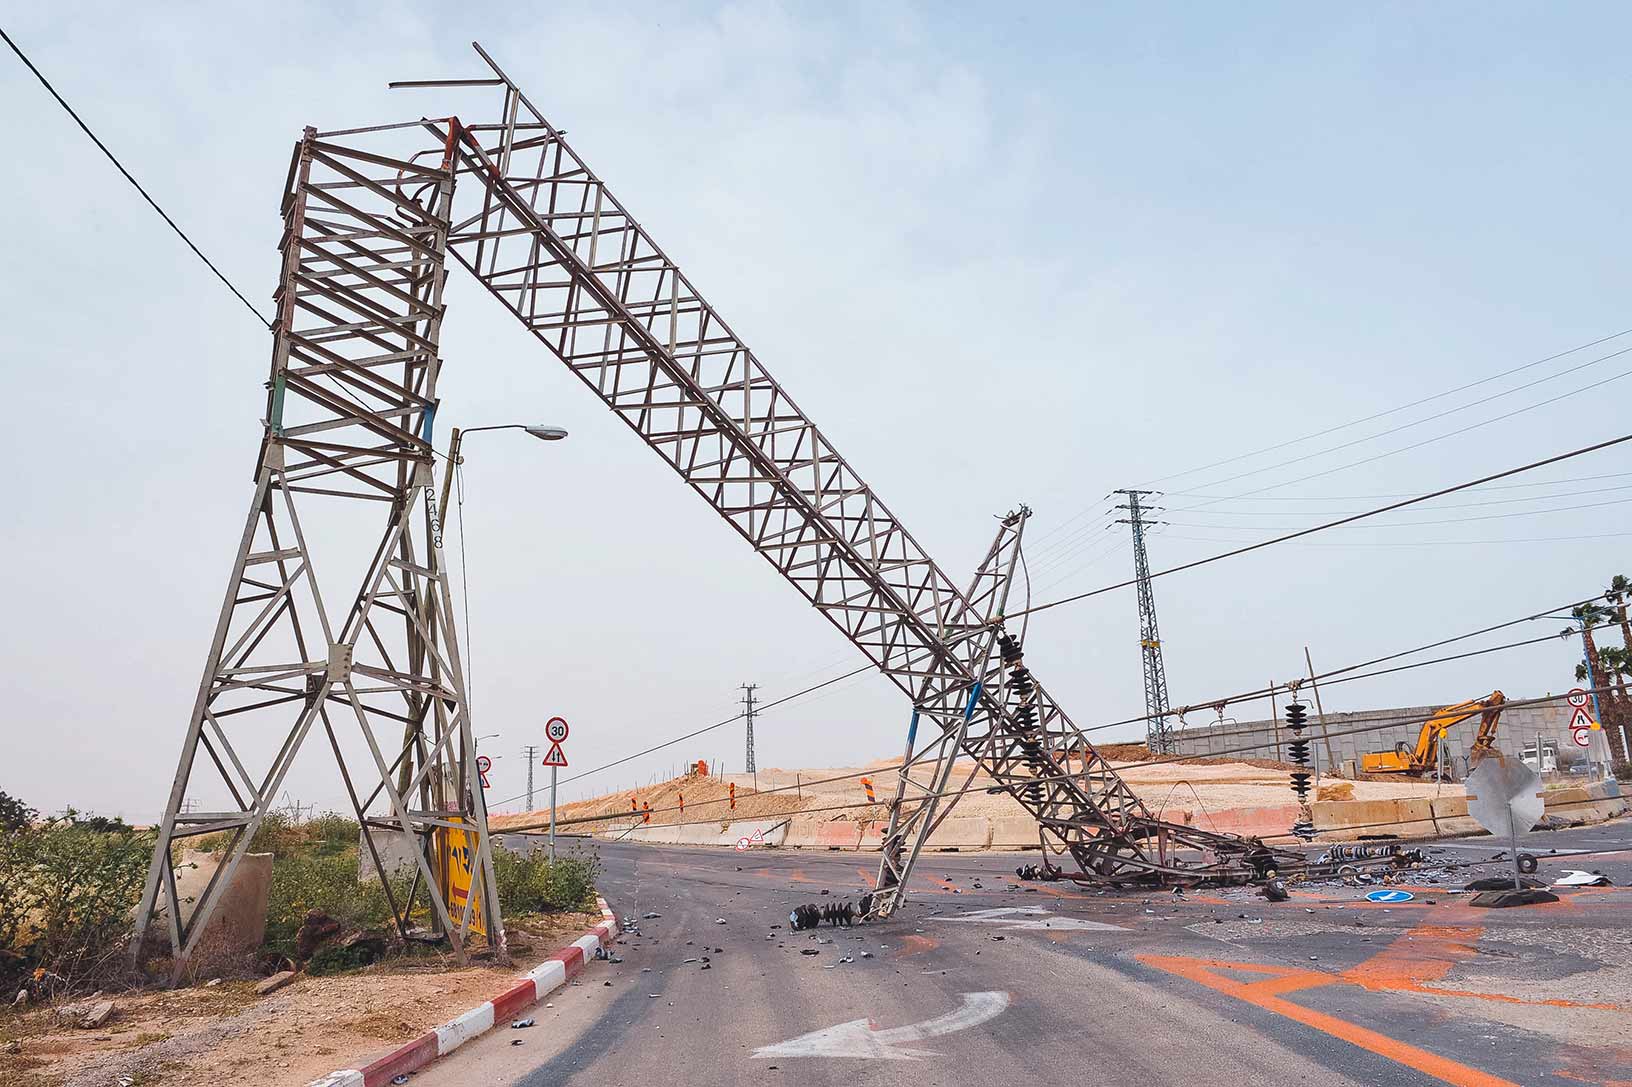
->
[751,991,1010,1060]
[927,906,1123,931]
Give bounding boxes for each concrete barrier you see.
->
[814,821,864,850]
[925,817,992,851]
[1312,797,1436,841]
[990,816,1041,850]
[1202,804,1301,840]
[610,818,790,848]
[146,850,273,975]
[782,823,823,849]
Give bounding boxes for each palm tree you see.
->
[1607,574,1632,652]
[1567,601,1628,763]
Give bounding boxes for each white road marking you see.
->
[752,991,1010,1060]
[927,906,1123,931]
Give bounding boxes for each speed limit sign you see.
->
[1566,688,1589,708]
[545,716,570,743]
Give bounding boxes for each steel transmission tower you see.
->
[1114,490,1174,753]
[741,684,759,773]
[522,745,541,809]
[131,127,504,972]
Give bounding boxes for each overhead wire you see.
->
[996,428,1632,625]
[1161,531,1632,549]
[1080,591,1613,735]
[497,432,1632,808]
[1186,356,1632,507]
[505,686,1615,834]
[1173,344,1632,499]
[1162,494,1632,532]
[497,586,1612,811]
[2,27,272,331]
[1165,480,1632,516]
[1141,327,1632,487]
[1165,471,1632,504]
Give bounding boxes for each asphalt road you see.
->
[415,820,1632,1087]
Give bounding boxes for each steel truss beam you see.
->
[133,129,505,971]
[396,46,1297,910]
[144,46,1298,958]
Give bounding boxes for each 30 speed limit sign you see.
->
[545,716,570,743]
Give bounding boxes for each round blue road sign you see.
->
[1365,889,1414,903]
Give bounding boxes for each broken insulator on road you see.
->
[791,901,858,929]
[1284,700,1315,840]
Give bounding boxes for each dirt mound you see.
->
[1093,741,1295,772]
[492,770,807,834]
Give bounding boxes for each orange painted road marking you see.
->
[1139,954,1520,1087]
[856,866,876,889]
[1342,913,1624,1011]
[895,934,939,957]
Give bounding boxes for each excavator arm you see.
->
[1362,691,1505,775]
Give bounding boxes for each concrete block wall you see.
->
[1171,697,1577,776]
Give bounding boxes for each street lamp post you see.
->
[428,422,568,912]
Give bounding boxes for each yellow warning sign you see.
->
[438,818,486,940]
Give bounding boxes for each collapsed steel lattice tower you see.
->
[1114,489,1174,754]
[140,46,1298,952]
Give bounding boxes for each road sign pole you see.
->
[1507,796,1523,892]
[549,763,558,863]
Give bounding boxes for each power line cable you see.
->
[488,664,875,807]
[536,442,1625,805]
[1166,480,1632,516]
[509,686,1613,833]
[1142,327,1632,487]
[1163,494,1632,532]
[1161,531,1632,549]
[1077,591,1613,735]
[999,429,1632,625]
[1166,470,1632,503]
[1190,357,1632,507]
[2,27,272,331]
[503,587,1612,811]
[1175,344,1632,498]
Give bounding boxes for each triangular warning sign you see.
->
[1569,706,1597,730]
[541,743,568,767]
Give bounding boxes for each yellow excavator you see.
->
[1360,691,1506,776]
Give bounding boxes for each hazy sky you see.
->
[5,3,1630,821]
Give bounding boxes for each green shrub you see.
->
[0,815,152,985]
[491,846,599,915]
[262,841,401,959]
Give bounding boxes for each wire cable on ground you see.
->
[2,27,272,331]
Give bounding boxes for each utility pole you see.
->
[741,684,759,776]
[1114,490,1174,754]
[522,745,541,810]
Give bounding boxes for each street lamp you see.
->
[439,422,569,517]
